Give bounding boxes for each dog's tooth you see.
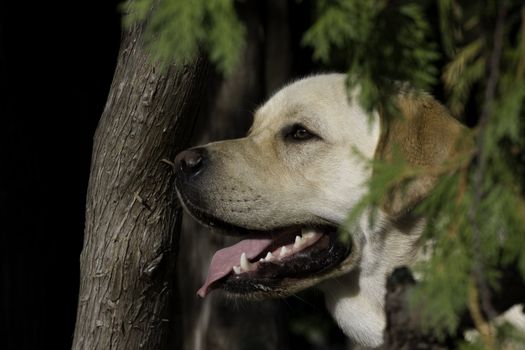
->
[233,266,242,274]
[279,246,289,257]
[265,252,274,261]
[301,228,317,240]
[240,252,253,271]
[293,235,303,250]
[301,227,312,236]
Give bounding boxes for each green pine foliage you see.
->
[302,0,439,113]
[122,0,244,75]
[124,0,525,348]
[311,1,525,347]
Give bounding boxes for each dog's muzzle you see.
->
[173,146,358,299]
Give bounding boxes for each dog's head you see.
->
[174,73,467,304]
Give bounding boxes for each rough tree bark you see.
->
[71,18,209,350]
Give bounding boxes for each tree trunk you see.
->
[71,19,209,350]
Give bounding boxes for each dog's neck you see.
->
[320,211,425,347]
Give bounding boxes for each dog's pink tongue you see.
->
[197,237,273,298]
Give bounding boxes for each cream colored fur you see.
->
[184,74,466,347]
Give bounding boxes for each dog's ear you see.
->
[374,92,471,217]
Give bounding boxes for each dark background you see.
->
[1,1,121,348]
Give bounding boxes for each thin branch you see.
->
[468,279,495,349]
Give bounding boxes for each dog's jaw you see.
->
[321,211,425,348]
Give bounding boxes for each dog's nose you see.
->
[174,148,205,178]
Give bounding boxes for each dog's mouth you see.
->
[175,188,354,298]
[197,224,352,298]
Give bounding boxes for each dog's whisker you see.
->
[289,293,317,309]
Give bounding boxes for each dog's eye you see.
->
[285,124,315,142]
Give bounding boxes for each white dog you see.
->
[174,74,468,347]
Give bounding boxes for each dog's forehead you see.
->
[251,74,349,133]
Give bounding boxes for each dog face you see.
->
[175,74,380,298]
[174,73,467,347]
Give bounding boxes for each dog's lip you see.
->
[220,226,351,297]
[176,188,260,236]
[197,225,348,297]
[178,189,332,236]
[196,226,312,297]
